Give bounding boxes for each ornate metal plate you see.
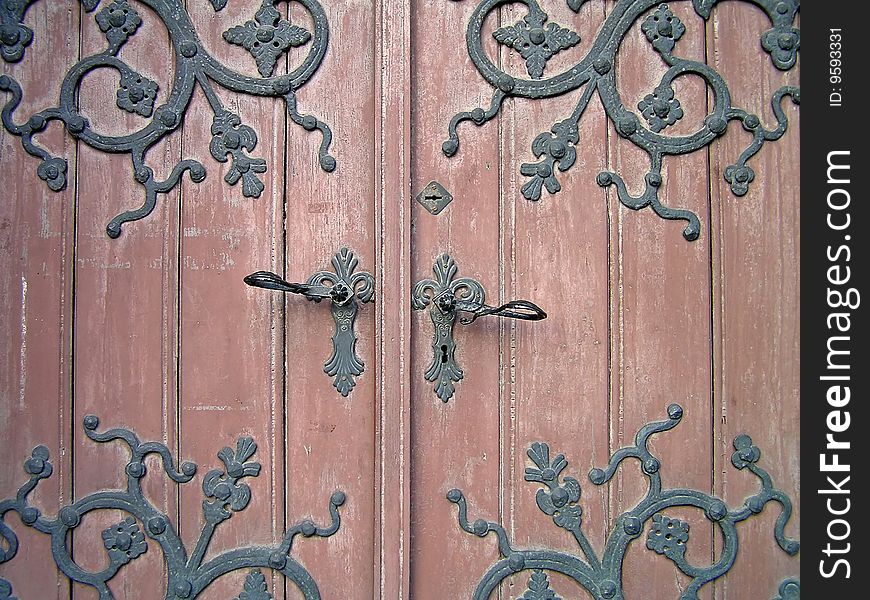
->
[412,253,546,402]
[0,414,345,599]
[442,0,800,240]
[415,180,454,215]
[448,403,799,599]
[0,0,334,237]
[245,247,375,397]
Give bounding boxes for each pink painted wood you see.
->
[498,2,611,598]
[70,4,183,598]
[608,4,714,598]
[175,3,286,598]
[0,2,77,598]
[0,1,799,599]
[709,5,800,600]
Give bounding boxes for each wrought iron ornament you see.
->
[0,415,345,599]
[245,247,374,397]
[448,404,799,599]
[444,0,800,240]
[412,253,546,402]
[0,0,334,238]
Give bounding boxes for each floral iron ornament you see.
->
[0,414,345,599]
[412,253,547,402]
[245,248,375,397]
[447,404,799,599]
[443,0,800,241]
[0,0,334,238]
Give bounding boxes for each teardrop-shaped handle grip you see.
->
[244,271,313,294]
[457,299,548,324]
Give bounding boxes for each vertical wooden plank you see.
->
[501,2,611,598]
[176,2,285,598]
[374,0,412,595]
[282,1,378,598]
[608,3,714,598]
[0,2,77,598]
[72,2,181,597]
[709,4,800,599]
[409,0,503,596]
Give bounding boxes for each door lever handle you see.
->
[412,253,547,402]
[244,271,343,302]
[244,248,374,397]
[455,299,547,325]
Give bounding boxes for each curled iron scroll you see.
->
[0,0,335,237]
[449,403,799,599]
[0,414,345,599]
[443,0,800,240]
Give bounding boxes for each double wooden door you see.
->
[0,0,798,598]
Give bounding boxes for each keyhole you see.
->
[440,344,449,363]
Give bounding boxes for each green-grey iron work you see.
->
[412,253,546,402]
[443,0,800,240]
[772,578,800,600]
[448,403,799,599]
[245,247,375,397]
[0,415,345,599]
[0,0,333,238]
[416,180,454,216]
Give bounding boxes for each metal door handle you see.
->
[244,248,374,397]
[412,253,546,402]
[454,299,546,324]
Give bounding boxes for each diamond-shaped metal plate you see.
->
[415,180,453,215]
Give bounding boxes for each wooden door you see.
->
[407,1,800,598]
[1,1,799,599]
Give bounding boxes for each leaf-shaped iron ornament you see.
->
[443,0,800,241]
[520,569,562,599]
[412,253,546,402]
[245,248,375,397]
[448,404,799,599]
[0,0,334,237]
[0,414,345,599]
[233,569,274,600]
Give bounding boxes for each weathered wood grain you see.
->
[500,2,611,599]
[374,0,412,595]
[282,2,378,598]
[709,4,800,599]
[176,2,286,598]
[0,2,77,597]
[71,2,182,597]
[608,4,714,599]
[409,0,504,595]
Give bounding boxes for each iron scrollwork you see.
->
[412,253,546,402]
[448,404,799,599]
[245,247,375,397]
[0,0,334,238]
[0,415,345,599]
[443,0,800,240]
